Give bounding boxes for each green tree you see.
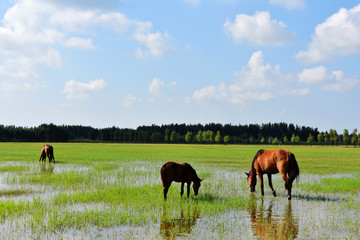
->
[343,129,350,146]
[202,131,208,143]
[170,131,177,143]
[307,134,314,146]
[164,129,170,143]
[283,136,288,145]
[185,131,193,143]
[215,131,222,144]
[272,137,279,145]
[317,133,323,145]
[151,132,163,143]
[223,135,230,144]
[329,129,339,145]
[323,133,329,145]
[207,130,215,144]
[351,128,357,146]
[196,130,202,143]
[291,134,296,145]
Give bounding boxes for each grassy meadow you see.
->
[0,143,359,239]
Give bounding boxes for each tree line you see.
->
[1,122,359,146]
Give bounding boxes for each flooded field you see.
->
[0,143,359,239]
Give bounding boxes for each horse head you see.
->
[193,178,204,196]
[245,171,256,192]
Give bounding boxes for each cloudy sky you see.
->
[0,0,359,132]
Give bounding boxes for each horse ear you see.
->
[245,172,249,177]
[201,178,204,182]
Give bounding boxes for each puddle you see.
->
[248,197,299,239]
[160,203,201,239]
[0,162,359,239]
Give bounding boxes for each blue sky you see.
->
[0,0,359,132]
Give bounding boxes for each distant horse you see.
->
[245,149,299,200]
[161,162,203,199]
[39,145,55,163]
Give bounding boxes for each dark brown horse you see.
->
[246,149,299,200]
[161,162,203,199]
[39,145,55,163]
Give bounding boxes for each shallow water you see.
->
[0,161,359,239]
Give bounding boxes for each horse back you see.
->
[255,149,292,173]
[44,145,54,156]
[161,162,195,183]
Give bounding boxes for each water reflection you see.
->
[39,161,55,174]
[248,197,299,239]
[160,203,200,239]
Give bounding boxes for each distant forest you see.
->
[1,123,359,145]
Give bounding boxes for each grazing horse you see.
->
[160,162,203,199]
[246,149,299,200]
[39,145,55,163]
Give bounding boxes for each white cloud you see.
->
[192,82,228,102]
[187,51,306,104]
[133,30,175,58]
[269,0,305,10]
[121,94,142,107]
[298,66,329,83]
[64,37,96,49]
[224,11,296,46]
[134,47,149,59]
[149,78,165,95]
[63,79,107,100]
[295,4,360,63]
[298,66,358,92]
[0,0,174,94]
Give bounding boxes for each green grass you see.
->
[303,176,360,194]
[0,143,359,239]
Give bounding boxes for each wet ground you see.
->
[0,161,359,239]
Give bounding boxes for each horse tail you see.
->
[287,153,300,185]
[160,163,167,184]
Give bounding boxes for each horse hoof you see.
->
[273,191,276,197]
[288,195,292,200]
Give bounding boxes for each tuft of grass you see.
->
[93,163,118,171]
[0,165,28,172]
[0,189,35,197]
[302,176,360,194]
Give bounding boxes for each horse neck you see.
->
[190,169,200,183]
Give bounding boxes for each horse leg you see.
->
[180,182,185,197]
[163,181,171,200]
[280,172,291,200]
[267,174,276,197]
[286,179,293,200]
[257,173,264,196]
[187,182,191,198]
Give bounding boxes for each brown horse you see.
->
[160,162,203,199]
[246,149,299,200]
[39,145,55,163]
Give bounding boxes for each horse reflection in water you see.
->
[160,203,200,239]
[39,161,55,174]
[248,198,299,239]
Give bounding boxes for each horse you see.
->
[39,145,55,163]
[245,149,299,200]
[160,162,203,199]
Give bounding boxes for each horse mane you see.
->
[251,149,264,171]
[184,163,201,182]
